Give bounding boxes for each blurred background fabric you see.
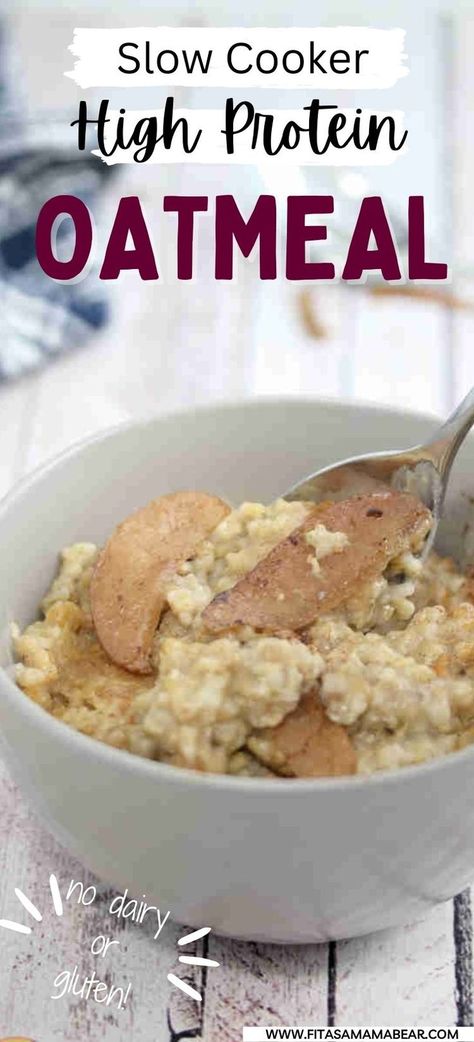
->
[0,23,112,382]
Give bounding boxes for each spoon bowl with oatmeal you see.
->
[1,397,474,942]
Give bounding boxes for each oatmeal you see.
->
[13,489,474,778]
[305,524,349,576]
[135,635,321,773]
[164,498,309,629]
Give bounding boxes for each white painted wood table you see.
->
[0,246,473,1038]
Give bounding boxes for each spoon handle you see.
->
[427,385,474,480]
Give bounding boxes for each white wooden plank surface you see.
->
[252,283,353,400]
[0,377,38,499]
[336,904,457,1026]
[453,312,474,404]
[349,296,452,416]
[0,764,198,1042]
[203,936,328,1039]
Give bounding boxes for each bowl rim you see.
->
[3,391,474,797]
[0,392,444,518]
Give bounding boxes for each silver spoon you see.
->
[284,386,474,557]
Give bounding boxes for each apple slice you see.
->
[91,491,230,674]
[203,491,431,633]
[248,690,356,777]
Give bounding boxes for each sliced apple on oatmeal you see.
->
[203,491,431,633]
[90,491,230,674]
[248,689,356,777]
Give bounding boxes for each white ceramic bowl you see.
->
[1,397,474,944]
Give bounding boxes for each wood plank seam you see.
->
[167,1012,202,1042]
[199,932,210,1038]
[327,940,337,1025]
[453,890,473,1026]
[167,932,208,1041]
